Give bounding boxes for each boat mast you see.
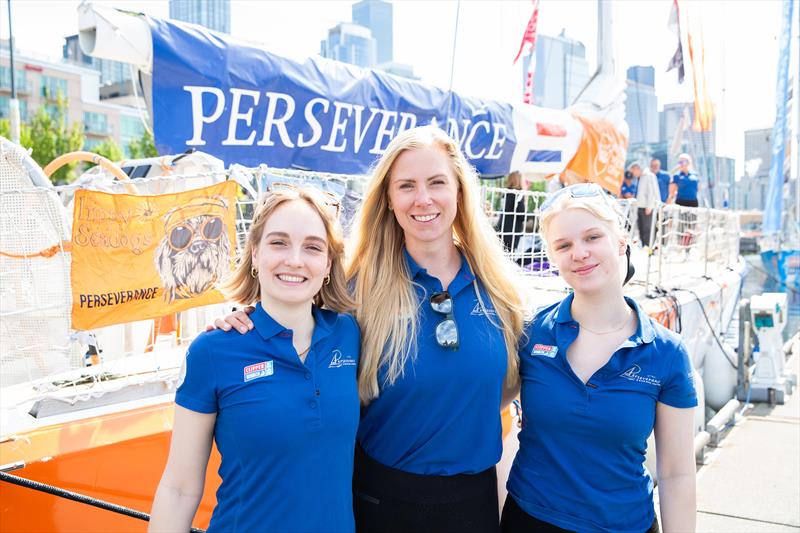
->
[5,0,20,144]
[597,0,614,76]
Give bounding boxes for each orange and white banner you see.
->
[564,113,628,196]
[71,181,238,330]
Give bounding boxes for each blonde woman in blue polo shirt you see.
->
[503,183,697,533]
[150,187,360,533]
[347,126,526,532]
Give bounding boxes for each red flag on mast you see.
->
[514,0,541,104]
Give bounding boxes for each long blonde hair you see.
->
[347,126,526,403]
[223,187,354,313]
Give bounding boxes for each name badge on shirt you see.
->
[243,361,274,382]
[531,344,558,358]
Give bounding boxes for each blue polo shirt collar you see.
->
[251,303,336,345]
[553,293,656,346]
[402,247,476,294]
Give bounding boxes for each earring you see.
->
[251,267,258,278]
[325,275,331,285]
[388,204,393,211]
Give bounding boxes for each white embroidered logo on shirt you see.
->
[243,361,274,382]
[531,344,558,358]
[620,364,661,387]
[328,350,357,368]
[470,302,497,316]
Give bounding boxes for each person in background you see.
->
[669,153,701,247]
[620,170,638,199]
[495,170,527,253]
[631,162,661,247]
[150,187,360,533]
[503,183,697,533]
[669,153,700,207]
[215,126,527,533]
[650,157,671,203]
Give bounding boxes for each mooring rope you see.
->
[0,470,205,533]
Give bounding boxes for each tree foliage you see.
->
[0,95,84,184]
[91,138,124,164]
[127,129,158,159]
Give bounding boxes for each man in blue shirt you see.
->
[650,158,671,203]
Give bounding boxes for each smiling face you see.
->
[386,144,460,251]
[252,199,331,308]
[546,207,626,294]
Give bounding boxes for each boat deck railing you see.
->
[0,167,740,397]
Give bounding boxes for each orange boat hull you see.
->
[0,402,221,532]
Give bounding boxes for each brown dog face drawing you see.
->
[155,196,231,303]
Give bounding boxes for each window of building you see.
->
[0,96,28,121]
[41,76,68,100]
[83,111,110,135]
[120,115,146,157]
[0,67,29,93]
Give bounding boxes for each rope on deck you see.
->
[0,470,205,532]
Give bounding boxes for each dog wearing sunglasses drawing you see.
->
[155,196,231,303]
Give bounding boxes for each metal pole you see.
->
[656,206,664,288]
[6,0,20,144]
[702,208,711,277]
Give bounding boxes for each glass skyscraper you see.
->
[352,0,393,65]
[625,65,659,146]
[320,23,377,69]
[522,31,590,109]
[169,0,231,34]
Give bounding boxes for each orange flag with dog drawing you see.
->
[71,181,238,330]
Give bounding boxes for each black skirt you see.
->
[500,495,660,533]
[353,445,500,533]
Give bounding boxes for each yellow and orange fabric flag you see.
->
[686,15,714,131]
[71,181,238,330]
[564,113,628,196]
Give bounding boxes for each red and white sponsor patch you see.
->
[531,343,558,358]
[244,360,274,382]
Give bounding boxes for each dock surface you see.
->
[694,350,800,532]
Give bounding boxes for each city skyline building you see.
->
[660,102,717,169]
[522,30,590,109]
[63,34,130,88]
[169,0,231,34]
[320,22,377,69]
[352,0,392,65]
[320,0,415,79]
[1,47,146,157]
[743,127,772,211]
[625,65,659,146]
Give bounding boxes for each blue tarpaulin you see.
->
[149,17,516,176]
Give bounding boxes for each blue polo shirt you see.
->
[672,171,699,201]
[357,249,508,475]
[655,170,671,202]
[620,179,637,198]
[176,304,360,533]
[508,294,697,533]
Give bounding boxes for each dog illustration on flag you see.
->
[155,196,232,303]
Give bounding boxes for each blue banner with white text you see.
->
[149,17,516,176]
